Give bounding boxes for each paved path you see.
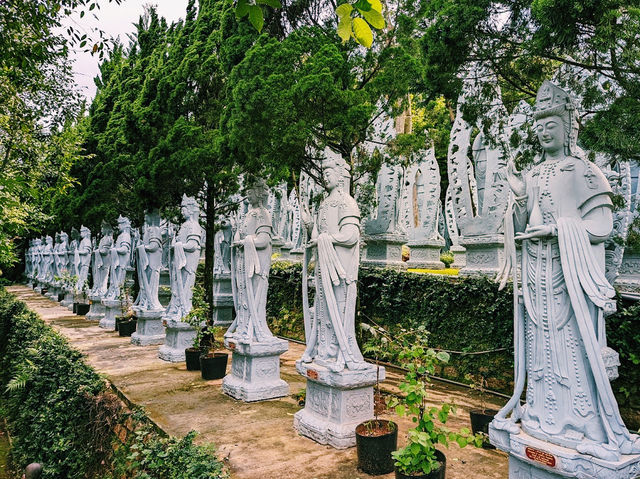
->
[8,285,509,479]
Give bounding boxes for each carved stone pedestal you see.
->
[615,252,640,295]
[45,285,60,301]
[289,249,304,262]
[158,320,195,362]
[407,239,445,269]
[362,234,407,270]
[131,309,165,346]
[60,291,74,308]
[100,298,120,329]
[458,235,504,276]
[159,269,171,307]
[86,295,106,321]
[450,245,466,269]
[294,361,384,449]
[34,284,43,294]
[222,337,289,402]
[279,245,292,260]
[490,424,640,479]
[212,273,233,327]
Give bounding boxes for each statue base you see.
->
[34,285,43,294]
[212,273,233,327]
[99,299,120,329]
[406,239,445,269]
[289,249,304,262]
[222,337,289,402]
[615,252,640,294]
[131,309,165,346]
[86,295,106,321]
[361,234,408,270]
[490,423,640,479]
[458,235,504,276]
[45,285,59,301]
[450,245,466,269]
[293,360,385,449]
[159,269,171,307]
[279,245,292,260]
[60,291,74,308]
[158,319,196,362]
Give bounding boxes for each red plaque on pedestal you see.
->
[525,447,556,467]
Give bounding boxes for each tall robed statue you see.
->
[105,216,132,301]
[133,210,163,313]
[300,156,368,372]
[226,179,274,342]
[492,81,640,468]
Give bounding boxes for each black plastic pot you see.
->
[469,409,498,449]
[57,292,65,302]
[72,302,78,314]
[76,303,90,315]
[115,316,128,332]
[356,419,397,475]
[185,348,205,371]
[395,449,446,479]
[200,352,228,380]
[118,319,137,337]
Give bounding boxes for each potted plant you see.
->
[387,327,482,479]
[75,279,91,315]
[199,326,228,380]
[356,323,398,475]
[116,285,136,336]
[465,372,497,449]
[183,285,208,371]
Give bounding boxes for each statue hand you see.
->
[507,158,526,197]
[300,204,312,228]
[515,224,556,241]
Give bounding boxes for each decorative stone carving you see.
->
[616,161,640,293]
[130,210,165,346]
[448,68,512,275]
[295,155,384,448]
[401,144,445,269]
[159,195,204,362]
[491,80,640,478]
[86,222,113,321]
[100,216,132,330]
[222,179,289,402]
[211,217,234,327]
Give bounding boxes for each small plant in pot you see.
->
[75,279,90,315]
[387,328,483,479]
[355,323,399,476]
[116,285,136,336]
[199,326,228,380]
[465,372,497,449]
[183,285,208,371]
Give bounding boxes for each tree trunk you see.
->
[203,184,216,328]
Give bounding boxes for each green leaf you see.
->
[256,0,282,8]
[248,5,264,32]
[337,15,352,42]
[335,3,353,17]
[436,351,450,362]
[395,404,406,416]
[353,0,372,11]
[368,0,383,11]
[410,442,421,455]
[236,0,250,18]
[361,8,385,29]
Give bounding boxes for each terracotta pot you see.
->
[395,449,446,479]
[356,419,397,475]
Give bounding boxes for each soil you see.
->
[356,419,396,437]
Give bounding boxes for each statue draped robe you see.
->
[135,225,163,311]
[226,205,273,342]
[165,219,201,320]
[302,190,366,371]
[510,156,637,459]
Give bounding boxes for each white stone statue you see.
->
[300,156,367,371]
[90,222,113,297]
[226,179,275,342]
[213,218,232,275]
[222,179,289,401]
[40,236,54,284]
[104,216,132,301]
[491,81,640,476]
[76,226,92,292]
[164,195,203,321]
[133,210,164,312]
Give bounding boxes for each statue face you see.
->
[323,167,340,190]
[535,115,565,154]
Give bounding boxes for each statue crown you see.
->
[533,80,574,120]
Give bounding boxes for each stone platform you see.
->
[158,319,196,362]
[131,309,165,346]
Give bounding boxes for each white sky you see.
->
[64,1,190,101]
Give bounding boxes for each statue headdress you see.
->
[245,178,269,204]
[100,220,113,235]
[117,215,131,228]
[322,148,351,190]
[533,80,579,156]
[181,194,200,216]
[80,225,90,235]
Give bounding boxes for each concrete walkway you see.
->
[8,285,509,479]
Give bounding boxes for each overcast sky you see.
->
[64,1,190,101]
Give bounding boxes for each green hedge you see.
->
[0,287,226,479]
[266,263,640,429]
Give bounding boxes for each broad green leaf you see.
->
[436,351,450,362]
[337,15,352,42]
[335,3,353,17]
[256,0,282,8]
[361,8,385,29]
[352,18,373,47]
[353,0,372,11]
[248,5,264,32]
[236,0,250,18]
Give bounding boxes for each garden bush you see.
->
[0,287,226,478]
[266,263,640,430]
